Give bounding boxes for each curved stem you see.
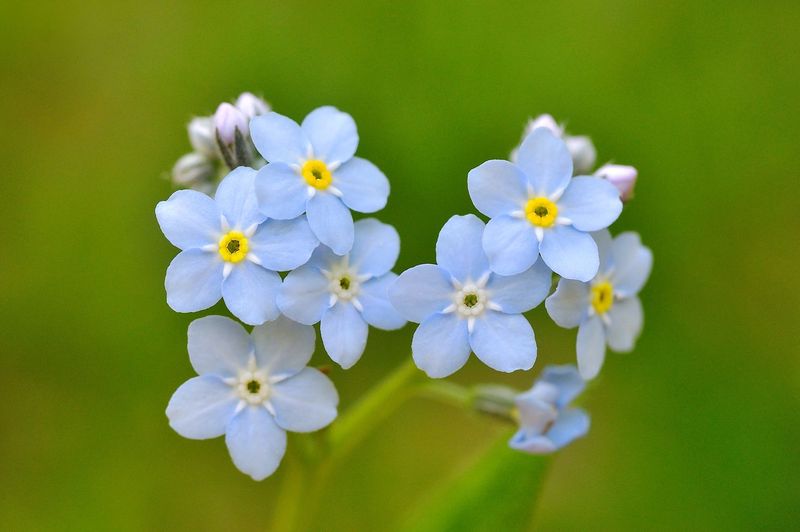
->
[269,451,306,532]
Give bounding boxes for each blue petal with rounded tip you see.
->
[301,106,359,164]
[610,232,652,297]
[469,311,536,373]
[277,265,330,325]
[306,193,354,255]
[225,406,287,481]
[215,167,264,230]
[321,302,369,369]
[545,278,590,328]
[486,259,552,313]
[591,229,613,274]
[546,408,590,449]
[222,261,281,325]
[606,297,643,352]
[538,365,586,409]
[248,217,319,272]
[516,128,573,197]
[482,215,539,276]
[389,264,453,323]
[252,315,316,377]
[557,177,622,232]
[166,375,238,439]
[576,315,606,379]
[254,163,309,220]
[467,159,528,217]
[349,218,399,278]
[334,157,389,213]
[436,214,490,282]
[359,273,407,330]
[156,190,220,250]
[412,312,471,378]
[188,316,253,377]
[250,112,308,164]
[270,368,339,432]
[165,249,224,312]
[540,225,598,282]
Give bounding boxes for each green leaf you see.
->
[400,431,551,532]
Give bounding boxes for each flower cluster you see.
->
[156,99,651,480]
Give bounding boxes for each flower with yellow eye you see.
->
[545,230,652,379]
[468,127,622,282]
[251,106,390,255]
[156,167,319,325]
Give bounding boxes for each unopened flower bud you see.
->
[472,384,518,422]
[187,116,217,157]
[565,135,597,175]
[171,152,215,188]
[214,103,249,145]
[235,92,270,120]
[525,113,564,137]
[596,163,637,201]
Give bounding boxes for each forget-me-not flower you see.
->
[251,106,390,255]
[166,315,338,480]
[278,219,406,369]
[156,167,318,325]
[509,365,590,454]
[545,230,652,379]
[389,214,552,378]
[468,128,623,281]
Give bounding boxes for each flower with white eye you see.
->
[469,128,622,281]
[509,365,590,454]
[545,230,652,379]
[251,106,390,255]
[155,167,319,325]
[389,214,552,378]
[166,315,338,481]
[278,219,406,369]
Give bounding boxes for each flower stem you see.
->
[269,451,306,532]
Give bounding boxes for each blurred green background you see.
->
[2,0,799,529]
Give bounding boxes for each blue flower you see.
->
[156,167,319,325]
[509,365,589,454]
[277,219,406,369]
[468,127,622,281]
[251,106,390,255]
[545,230,652,379]
[389,215,552,378]
[166,315,338,480]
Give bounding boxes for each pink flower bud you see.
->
[213,103,249,145]
[235,92,270,120]
[596,163,637,201]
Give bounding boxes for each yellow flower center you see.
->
[301,159,333,190]
[591,281,614,314]
[218,231,249,263]
[524,197,558,227]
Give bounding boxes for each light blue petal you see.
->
[306,193,354,255]
[577,315,606,379]
[606,297,643,352]
[508,429,557,454]
[467,160,528,217]
[610,232,653,297]
[302,243,339,271]
[250,112,308,164]
[514,390,558,433]
[270,368,339,432]
[486,259,552,313]
[545,278,590,328]
[221,262,281,325]
[166,375,237,439]
[540,225,599,282]
[546,408,590,450]
[389,265,453,323]
[349,218,399,278]
[277,265,330,325]
[252,315,317,377]
[436,214,490,282]
[301,106,358,164]
[188,316,253,377]
[482,215,539,276]
[254,163,309,220]
[214,166,264,230]
[249,217,319,271]
[592,229,613,274]
[225,406,286,481]
[359,273,407,330]
[469,311,537,373]
[334,157,389,213]
[516,128,573,197]
[557,177,622,232]
[320,302,369,369]
[156,189,220,250]
[539,365,586,409]
[411,313,471,378]
[165,249,223,312]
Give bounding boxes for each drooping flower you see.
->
[166,315,338,480]
[277,219,406,369]
[156,167,318,325]
[545,230,652,379]
[595,163,637,202]
[389,215,552,378]
[509,365,590,454]
[469,127,623,281]
[251,106,390,255]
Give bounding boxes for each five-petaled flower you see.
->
[166,315,338,480]
[156,167,319,325]
[509,365,590,454]
[389,214,552,378]
[277,219,406,369]
[251,106,390,255]
[468,127,622,282]
[545,230,652,379]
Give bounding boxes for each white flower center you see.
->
[231,356,271,405]
[323,257,367,307]
[454,283,489,318]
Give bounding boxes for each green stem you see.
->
[417,379,473,409]
[269,451,306,532]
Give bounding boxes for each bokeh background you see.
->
[2,0,799,530]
